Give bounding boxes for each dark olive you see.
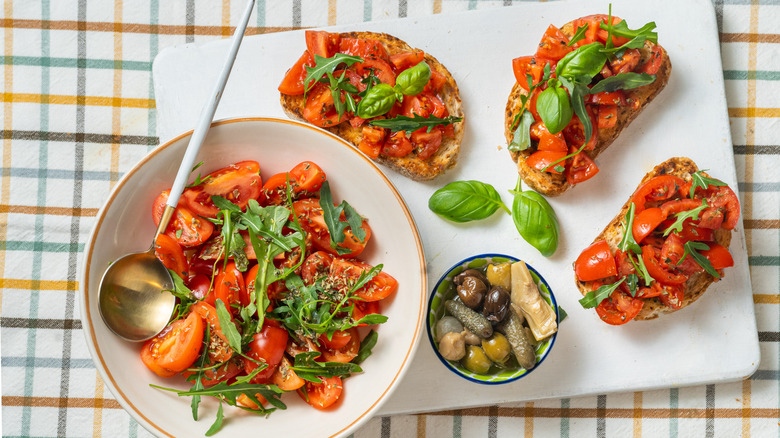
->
[457,276,487,309]
[453,269,488,286]
[482,286,510,323]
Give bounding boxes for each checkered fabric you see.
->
[2,1,778,437]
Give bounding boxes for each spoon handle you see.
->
[159,0,257,228]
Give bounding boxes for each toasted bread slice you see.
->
[504,21,672,196]
[280,31,464,181]
[574,157,733,321]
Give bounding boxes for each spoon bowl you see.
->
[98,248,176,341]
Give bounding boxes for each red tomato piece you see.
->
[389,50,425,71]
[272,356,305,391]
[632,207,667,243]
[526,150,566,174]
[243,323,289,384]
[338,38,389,61]
[350,299,380,326]
[536,24,573,61]
[657,283,684,310]
[424,70,448,94]
[575,240,617,281]
[512,56,545,92]
[537,130,568,153]
[305,30,340,58]
[301,251,335,285]
[411,127,443,160]
[597,104,618,128]
[707,185,740,230]
[358,125,387,159]
[589,90,627,106]
[660,198,703,218]
[329,258,398,302]
[182,161,263,218]
[610,48,641,75]
[565,148,599,185]
[191,301,234,363]
[303,82,345,128]
[700,242,734,270]
[660,233,686,268]
[383,131,414,158]
[152,190,215,247]
[319,329,353,351]
[595,289,643,325]
[402,93,447,119]
[321,328,360,363]
[354,58,396,86]
[298,376,343,410]
[642,245,688,285]
[638,44,666,75]
[278,51,315,95]
[614,249,636,277]
[562,107,599,151]
[141,312,204,374]
[214,261,247,310]
[292,198,372,258]
[632,175,686,213]
[154,233,188,279]
[290,161,327,195]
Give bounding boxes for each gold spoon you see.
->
[98,0,256,342]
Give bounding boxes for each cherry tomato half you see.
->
[642,245,688,285]
[632,207,667,243]
[320,328,360,363]
[154,233,188,279]
[632,175,685,213]
[329,258,398,302]
[152,190,214,247]
[298,376,343,410]
[595,289,643,325]
[278,50,315,95]
[292,198,372,258]
[575,240,617,281]
[243,323,289,384]
[182,161,263,218]
[141,311,204,375]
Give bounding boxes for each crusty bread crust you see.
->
[504,21,672,196]
[574,157,733,321]
[280,31,464,181]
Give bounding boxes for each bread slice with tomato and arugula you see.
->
[504,13,671,196]
[278,30,464,181]
[573,157,740,325]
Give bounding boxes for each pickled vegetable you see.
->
[486,263,512,290]
[482,286,510,323]
[438,331,466,361]
[445,299,493,339]
[462,346,492,374]
[481,333,511,364]
[435,316,463,343]
[510,261,557,341]
[498,311,536,370]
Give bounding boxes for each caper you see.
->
[481,333,511,364]
[454,269,488,286]
[486,263,512,290]
[462,345,492,374]
[457,276,487,309]
[435,316,463,343]
[482,286,511,323]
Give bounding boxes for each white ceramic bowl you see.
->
[79,118,426,438]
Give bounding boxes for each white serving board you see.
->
[152,0,759,415]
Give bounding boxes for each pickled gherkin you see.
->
[444,299,493,339]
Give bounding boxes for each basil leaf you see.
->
[508,110,535,152]
[579,277,625,309]
[537,81,573,134]
[689,170,727,198]
[355,83,400,119]
[304,53,363,92]
[428,180,510,223]
[600,20,658,45]
[556,43,607,81]
[680,241,721,279]
[589,72,656,94]
[395,61,431,96]
[510,177,559,257]
[369,114,462,134]
[567,24,589,47]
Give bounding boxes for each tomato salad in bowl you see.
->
[144,159,397,432]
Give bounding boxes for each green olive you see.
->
[462,345,492,374]
[481,333,511,364]
[486,263,512,290]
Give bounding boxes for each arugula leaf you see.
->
[628,252,654,287]
[679,241,721,278]
[618,203,642,254]
[291,351,363,382]
[567,24,589,47]
[589,72,656,94]
[186,161,213,188]
[304,53,363,92]
[625,273,639,297]
[600,20,658,45]
[184,324,211,420]
[319,181,367,254]
[689,170,727,198]
[352,329,378,365]
[579,278,625,309]
[166,269,196,319]
[663,199,709,236]
[205,401,224,437]
[368,114,463,133]
[215,299,242,352]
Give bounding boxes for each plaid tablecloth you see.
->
[2,1,778,437]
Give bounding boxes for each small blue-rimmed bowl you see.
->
[426,254,559,385]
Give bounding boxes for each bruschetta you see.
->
[504,14,671,196]
[573,157,740,324]
[279,30,464,181]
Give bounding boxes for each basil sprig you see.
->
[427,177,560,257]
[510,177,560,257]
[509,64,551,152]
[356,61,432,119]
[428,180,510,223]
[369,114,463,133]
[537,79,573,134]
[556,42,608,79]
